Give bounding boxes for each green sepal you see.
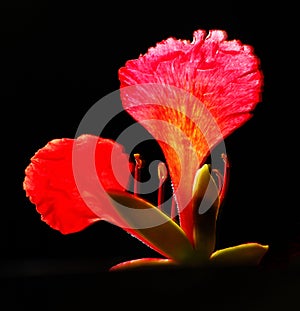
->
[110,258,178,271]
[210,243,269,266]
[192,164,220,261]
[107,190,195,264]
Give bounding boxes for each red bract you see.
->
[118,29,264,243]
[23,134,132,234]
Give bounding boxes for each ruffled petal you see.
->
[23,134,132,234]
[118,29,263,243]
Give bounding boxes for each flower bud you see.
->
[192,164,220,260]
[192,164,220,215]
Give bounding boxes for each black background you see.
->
[1,1,299,309]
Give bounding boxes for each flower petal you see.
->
[23,134,132,234]
[119,29,263,243]
[210,243,269,266]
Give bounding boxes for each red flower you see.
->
[118,29,264,244]
[23,29,268,271]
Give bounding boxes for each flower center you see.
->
[131,153,229,221]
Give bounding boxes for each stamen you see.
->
[219,153,230,204]
[133,153,143,196]
[157,162,167,210]
[171,195,177,221]
[211,154,230,205]
[212,168,224,193]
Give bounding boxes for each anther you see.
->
[219,153,230,204]
[133,153,144,196]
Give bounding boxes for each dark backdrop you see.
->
[1,1,298,309]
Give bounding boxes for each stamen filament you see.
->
[212,168,224,193]
[133,153,143,196]
[171,195,177,220]
[219,153,230,204]
[211,154,230,205]
[157,162,167,210]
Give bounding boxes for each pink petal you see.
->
[118,29,263,243]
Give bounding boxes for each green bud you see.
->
[192,164,220,214]
[192,164,220,262]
